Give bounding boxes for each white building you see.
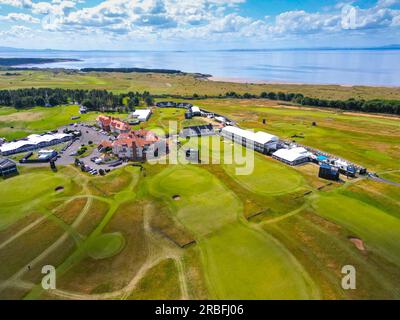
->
[215,116,226,124]
[0,133,73,156]
[272,147,311,166]
[132,109,152,122]
[190,106,201,116]
[221,126,279,154]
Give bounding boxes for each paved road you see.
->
[368,175,400,187]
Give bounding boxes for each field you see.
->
[0,77,400,300]
[2,70,400,100]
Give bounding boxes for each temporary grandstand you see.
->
[0,133,73,156]
[272,147,311,166]
[180,124,215,138]
[156,101,192,109]
[220,126,279,154]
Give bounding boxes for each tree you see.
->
[144,96,154,107]
[82,99,94,110]
[128,96,139,110]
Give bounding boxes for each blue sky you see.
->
[0,0,399,50]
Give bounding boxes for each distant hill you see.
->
[0,58,79,66]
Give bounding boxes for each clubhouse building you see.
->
[97,115,165,161]
[97,115,131,134]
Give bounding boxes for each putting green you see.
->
[148,165,240,236]
[86,232,125,260]
[312,192,400,266]
[223,154,305,195]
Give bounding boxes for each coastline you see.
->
[206,76,400,88]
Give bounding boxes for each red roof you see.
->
[113,129,159,149]
[99,140,112,148]
[111,119,130,131]
[97,115,112,126]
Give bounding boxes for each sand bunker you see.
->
[349,237,366,251]
[172,195,181,201]
[55,186,64,192]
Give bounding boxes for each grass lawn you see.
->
[147,165,240,236]
[147,164,318,299]
[201,222,319,299]
[223,153,305,195]
[1,89,400,300]
[1,70,400,100]
[86,232,125,259]
[0,169,73,229]
[192,99,400,171]
[311,190,400,267]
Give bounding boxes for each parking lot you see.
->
[13,122,126,173]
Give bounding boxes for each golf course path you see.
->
[0,177,93,293]
[0,215,48,251]
[43,202,189,300]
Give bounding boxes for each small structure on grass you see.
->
[184,111,193,119]
[318,163,339,181]
[0,158,18,177]
[184,148,200,163]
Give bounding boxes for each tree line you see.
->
[0,88,154,112]
[0,87,399,115]
[188,91,400,115]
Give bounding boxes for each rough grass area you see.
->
[0,218,65,282]
[127,258,181,300]
[149,202,195,248]
[1,70,400,100]
[56,200,147,295]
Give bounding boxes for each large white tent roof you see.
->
[222,126,278,144]
[0,133,71,153]
[272,147,311,162]
[132,109,151,121]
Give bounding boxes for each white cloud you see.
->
[0,25,32,38]
[0,12,40,23]
[0,0,400,48]
[0,0,32,8]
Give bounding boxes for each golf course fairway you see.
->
[148,165,319,299]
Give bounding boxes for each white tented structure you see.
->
[215,116,226,124]
[190,106,201,116]
[0,133,73,156]
[221,126,279,154]
[132,109,152,122]
[272,147,311,165]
